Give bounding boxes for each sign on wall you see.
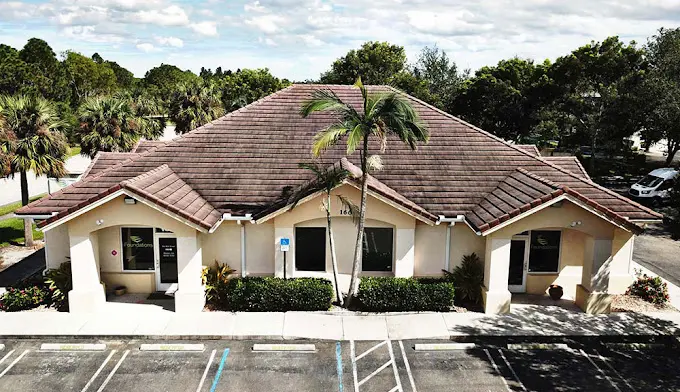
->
[280,238,290,252]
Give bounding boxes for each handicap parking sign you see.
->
[280,238,290,252]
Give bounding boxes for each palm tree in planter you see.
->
[300,79,429,307]
[288,161,360,306]
[0,95,67,246]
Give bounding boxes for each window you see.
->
[362,228,393,272]
[528,230,561,273]
[637,175,663,188]
[295,227,326,271]
[658,179,675,191]
[121,227,154,271]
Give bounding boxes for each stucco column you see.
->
[394,228,415,277]
[274,227,294,278]
[68,233,106,313]
[482,237,512,314]
[174,232,205,313]
[607,229,634,293]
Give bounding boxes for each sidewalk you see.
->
[1,304,679,340]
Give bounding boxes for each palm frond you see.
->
[312,124,349,157]
[337,195,361,225]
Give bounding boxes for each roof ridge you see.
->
[121,164,171,186]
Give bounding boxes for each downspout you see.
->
[222,213,253,278]
[437,215,465,272]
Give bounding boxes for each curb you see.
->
[40,343,106,351]
[252,344,316,352]
[140,343,205,351]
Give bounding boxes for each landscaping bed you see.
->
[611,294,677,313]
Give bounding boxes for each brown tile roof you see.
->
[516,145,540,157]
[81,152,141,178]
[17,84,662,232]
[131,140,169,153]
[543,156,590,180]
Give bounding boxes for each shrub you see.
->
[44,261,72,311]
[0,286,50,312]
[357,277,455,312]
[627,274,669,305]
[444,253,484,305]
[222,277,333,312]
[202,261,237,307]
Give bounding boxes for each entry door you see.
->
[508,238,529,293]
[154,233,178,291]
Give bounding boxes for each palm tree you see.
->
[168,81,225,134]
[288,162,359,305]
[0,95,67,246]
[77,96,149,158]
[300,79,429,306]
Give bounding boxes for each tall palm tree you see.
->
[288,162,359,305]
[300,79,429,306]
[0,95,67,246]
[77,96,149,158]
[169,81,225,134]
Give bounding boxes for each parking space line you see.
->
[594,349,636,392]
[579,349,623,392]
[81,350,117,392]
[355,341,387,361]
[498,349,527,392]
[0,349,28,379]
[209,348,230,392]
[483,349,513,392]
[398,341,416,392]
[358,361,392,387]
[0,350,15,366]
[386,340,403,392]
[196,349,216,392]
[336,342,344,392]
[96,349,130,392]
[350,341,359,392]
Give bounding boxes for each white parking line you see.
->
[498,349,528,392]
[350,341,359,392]
[0,350,15,366]
[386,341,403,392]
[96,350,130,392]
[0,349,28,379]
[355,341,387,361]
[579,349,622,392]
[350,340,403,392]
[483,349,513,392]
[81,350,117,392]
[398,341,417,392]
[196,349,217,392]
[594,349,637,392]
[414,343,476,351]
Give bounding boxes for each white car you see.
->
[628,168,678,206]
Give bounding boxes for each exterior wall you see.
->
[450,224,486,270]
[245,221,275,275]
[44,223,69,269]
[200,223,240,268]
[414,223,485,276]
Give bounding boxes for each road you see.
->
[0,339,676,391]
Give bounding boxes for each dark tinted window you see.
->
[295,227,326,271]
[528,230,561,273]
[362,228,393,272]
[121,227,154,271]
[638,175,663,188]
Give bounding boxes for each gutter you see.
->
[221,213,253,277]
[436,215,465,272]
[13,212,56,220]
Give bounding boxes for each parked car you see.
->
[628,168,679,206]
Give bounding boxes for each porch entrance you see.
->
[154,231,178,291]
[508,237,529,293]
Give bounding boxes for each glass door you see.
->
[508,238,528,293]
[154,233,178,291]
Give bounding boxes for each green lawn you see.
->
[67,146,81,157]
[0,194,46,217]
[0,218,43,248]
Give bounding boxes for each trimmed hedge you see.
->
[222,277,333,312]
[357,277,455,312]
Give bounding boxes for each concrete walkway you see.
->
[0,305,679,340]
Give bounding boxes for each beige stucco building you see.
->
[19,84,662,315]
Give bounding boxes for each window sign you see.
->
[121,227,154,271]
[362,228,394,272]
[528,230,561,273]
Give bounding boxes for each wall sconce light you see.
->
[570,221,582,227]
[96,219,104,226]
[124,197,137,205]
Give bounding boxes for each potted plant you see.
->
[114,285,127,296]
[548,284,563,300]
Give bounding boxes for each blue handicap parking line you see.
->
[209,349,230,392]
[336,342,343,392]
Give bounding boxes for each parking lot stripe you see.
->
[398,341,416,392]
[335,342,344,392]
[579,349,623,392]
[81,350,116,392]
[0,350,15,366]
[209,348,230,392]
[196,349,216,392]
[358,361,392,387]
[350,341,359,392]
[140,344,204,352]
[498,350,527,392]
[0,349,28,379]
[386,340,403,392]
[252,344,316,352]
[483,349,513,392]
[355,341,387,361]
[594,349,637,392]
[41,343,106,351]
[96,349,130,392]
[414,343,475,351]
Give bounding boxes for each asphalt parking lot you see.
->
[0,339,677,391]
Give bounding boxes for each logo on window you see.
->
[537,235,548,246]
[125,234,153,248]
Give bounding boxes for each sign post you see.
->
[280,238,290,279]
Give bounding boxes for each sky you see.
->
[0,0,679,81]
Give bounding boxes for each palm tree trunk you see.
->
[326,194,343,306]
[345,139,369,308]
[20,171,34,247]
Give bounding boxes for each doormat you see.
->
[147,292,173,300]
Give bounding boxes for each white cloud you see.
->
[245,14,285,34]
[189,21,218,36]
[62,25,125,43]
[155,35,183,47]
[130,5,189,26]
[135,42,157,52]
[244,1,265,12]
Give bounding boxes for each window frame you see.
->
[294,226,328,272]
[120,226,157,273]
[361,227,395,274]
[526,229,562,275]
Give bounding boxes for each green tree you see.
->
[63,51,118,105]
[168,80,224,134]
[76,96,159,158]
[320,42,407,85]
[413,46,466,108]
[300,79,429,306]
[143,64,199,103]
[219,68,290,111]
[0,95,67,246]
